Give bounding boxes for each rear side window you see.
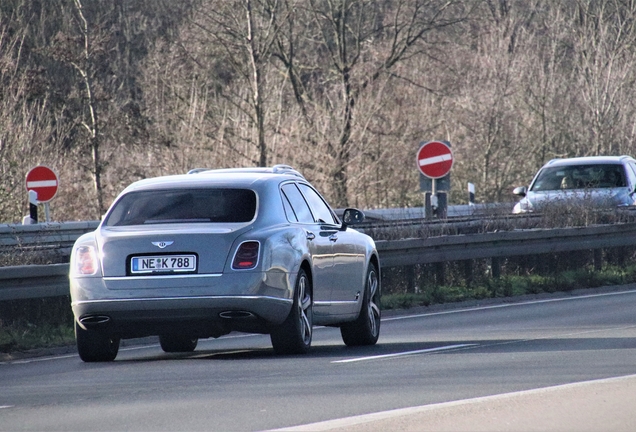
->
[281,183,314,223]
[104,188,257,226]
[297,184,338,224]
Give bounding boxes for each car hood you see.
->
[514,188,633,213]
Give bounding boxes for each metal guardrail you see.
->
[2,221,636,301]
[360,203,513,220]
[0,263,70,301]
[0,221,99,250]
[375,222,636,267]
[0,204,512,250]
[0,221,99,301]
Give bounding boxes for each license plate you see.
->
[130,254,197,274]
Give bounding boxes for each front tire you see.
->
[341,262,381,346]
[270,269,313,355]
[75,321,120,362]
[159,335,198,353]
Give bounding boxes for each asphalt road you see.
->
[2,286,636,431]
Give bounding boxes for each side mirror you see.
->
[341,208,365,229]
[513,186,527,197]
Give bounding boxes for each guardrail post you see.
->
[424,192,432,220]
[437,192,447,219]
[593,249,602,271]
[616,246,626,267]
[463,260,473,287]
[29,190,38,222]
[549,253,558,274]
[406,265,416,293]
[435,262,445,285]
[22,190,38,224]
[491,257,501,279]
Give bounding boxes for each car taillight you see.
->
[232,241,259,269]
[75,245,98,275]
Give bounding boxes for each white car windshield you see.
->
[531,164,626,192]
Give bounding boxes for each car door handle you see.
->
[306,231,316,240]
[329,234,338,242]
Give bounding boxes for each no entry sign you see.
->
[417,141,454,179]
[25,165,59,202]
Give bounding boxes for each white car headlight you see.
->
[512,199,532,214]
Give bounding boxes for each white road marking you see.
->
[6,353,78,364]
[2,288,635,365]
[0,333,258,365]
[189,349,255,359]
[332,344,477,364]
[270,374,636,431]
[383,288,636,322]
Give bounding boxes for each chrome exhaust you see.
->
[79,315,112,327]
[219,311,255,319]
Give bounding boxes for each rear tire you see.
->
[270,269,313,355]
[75,321,120,362]
[159,335,198,353]
[341,262,381,346]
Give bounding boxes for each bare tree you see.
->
[71,0,104,215]
[7,0,636,224]
[0,5,65,222]
[573,0,636,155]
[274,0,471,206]
[177,0,291,168]
[520,5,576,169]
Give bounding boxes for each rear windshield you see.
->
[104,188,257,226]
[531,164,627,192]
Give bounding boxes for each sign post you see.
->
[25,165,59,223]
[417,141,454,219]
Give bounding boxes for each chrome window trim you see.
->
[103,273,222,281]
[72,295,293,306]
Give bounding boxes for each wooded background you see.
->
[2,0,636,223]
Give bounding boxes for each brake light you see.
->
[75,245,98,275]
[232,241,259,269]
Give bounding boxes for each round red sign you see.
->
[25,165,59,202]
[417,141,453,179]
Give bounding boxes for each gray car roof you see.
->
[109,171,301,227]
[121,170,304,194]
[545,156,635,167]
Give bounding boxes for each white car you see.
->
[513,156,636,214]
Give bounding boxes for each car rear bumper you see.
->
[72,295,293,338]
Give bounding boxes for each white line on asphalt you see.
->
[189,349,255,359]
[0,333,261,365]
[269,374,636,431]
[6,354,78,365]
[332,344,477,364]
[383,288,636,322]
[0,405,13,409]
[3,288,635,365]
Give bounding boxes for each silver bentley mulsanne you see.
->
[70,165,381,362]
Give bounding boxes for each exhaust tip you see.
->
[219,311,255,319]
[79,315,111,327]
